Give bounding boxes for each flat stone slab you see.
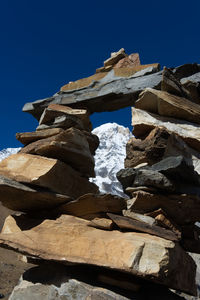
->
[20,127,95,177]
[128,191,200,225]
[135,88,200,124]
[55,193,126,219]
[132,108,200,151]
[0,175,71,212]
[0,214,196,295]
[0,153,98,198]
[16,128,64,145]
[23,71,162,120]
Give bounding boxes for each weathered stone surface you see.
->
[128,191,200,225]
[122,210,156,226]
[9,278,131,300]
[132,108,200,151]
[116,168,136,190]
[173,63,200,80]
[88,217,114,230]
[151,210,181,239]
[55,194,126,219]
[182,80,200,104]
[36,113,85,131]
[20,128,95,177]
[181,72,200,85]
[107,213,179,242]
[16,128,64,145]
[0,153,98,198]
[133,169,175,192]
[23,71,162,120]
[164,133,200,175]
[0,175,71,212]
[161,67,189,98]
[151,156,200,185]
[39,104,92,131]
[81,130,99,155]
[125,186,157,194]
[104,48,127,67]
[135,88,200,124]
[114,53,140,68]
[125,127,170,168]
[0,214,196,294]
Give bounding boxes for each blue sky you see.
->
[0,0,200,148]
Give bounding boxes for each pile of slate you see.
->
[117,66,200,256]
[0,49,200,299]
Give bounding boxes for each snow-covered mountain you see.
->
[0,148,21,161]
[90,122,133,197]
[0,123,132,197]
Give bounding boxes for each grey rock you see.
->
[173,64,200,80]
[181,72,200,84]
[36,115,84,131]
[133,169,175,192]
[116,168,136,190]
[23,71,162,120]
[151,156,200,185]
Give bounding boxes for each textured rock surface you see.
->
[114,53,140,68]
[23,71,162,120]
[135,88,200,124]
[0,214,196,294]
[0,175,71,212]
[132,108,200,151]
[0,153,98,198]
[55,193,126,219]
[39,104,92,131]
[16,128,64,145]
[125,127,170,168]
[128,191,200,225]
[20,128,95,177]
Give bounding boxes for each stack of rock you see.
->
[0,49,199,299]
[117,66,200,257]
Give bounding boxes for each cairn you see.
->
[0,49,200,299]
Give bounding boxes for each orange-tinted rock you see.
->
[0,153,98,198]
[55,193,126,219]
[135,88,200,124]
[16,128,64,145]
[114,53,140,68]
[0,214,196,295]
[20,128,95,177]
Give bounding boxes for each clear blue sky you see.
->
[0,0,200,148]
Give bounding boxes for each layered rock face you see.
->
[0,49,200,299]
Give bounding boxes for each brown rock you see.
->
[55,193,126,219]
[36,114,85,131]
[154,213,181,239]
[132,108,200,151]
[161,67,189,98]
[39,104,92,131]
[0,175,71,212]
[0,153,98,198]
[173,63,200,80]
[20,128,95,177]
[16,128,64,145]
[107,213,179,242]
[182,80,200,104]
[81,130,99,155]
[135,88,200,124]
[113,63,160,78]
[114,53,140,68]
[128,191,200,225]
[104,48,127,67]
[88,218,114,230]
[0,214,196,295]
[95,65,113,73]
[125,127,170,168]
[122,210,156,226]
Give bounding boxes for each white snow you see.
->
[0,147,21,161]
[90,122,133,197]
